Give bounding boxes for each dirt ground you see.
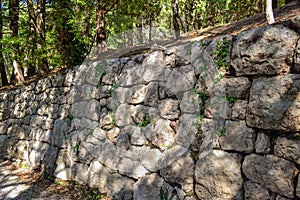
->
[0,158,110,200]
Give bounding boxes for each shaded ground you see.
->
[0,159,110,200]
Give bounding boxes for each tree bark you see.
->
[96,0,108,52]
[36,0,48,75]
[9,0,24,83]
[266,0,275,24]
[172,0,180,39]
[0,0,8,86]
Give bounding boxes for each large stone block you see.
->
[297,175,300,198]
[242,154,297,198]
[247,74,300,132]
[231,25,299,76]
[244,181,275,200]
[133,173,173,200]
[274,137,300,165]
[195,150,243,199]
[219,120,256,153]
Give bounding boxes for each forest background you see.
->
[0,0,292,86]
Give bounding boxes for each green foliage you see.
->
[73,143,79,152]
[214,38,231,71]
[138,115,151,127]
[225,95,237,103]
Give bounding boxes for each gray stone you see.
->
[195,150,243,200]
[274,136,300,165]
[297,176,300,198]
[165,65,196,98]
[133,173,173,200]
[214,77,251,99]
[88,160,110,192]
[244,181,275,200]
[175,114,198,148]
[247,75,300,132]
[130,127,148,145]
[107,173,134,200]
[102,61,122,85]
[85,100,100,121]
[115,104,134,127]
[158,99,180,120]
[28,141,50,168]
[231,25,299,76]
[100,112,114,130]
[118,66,142,86]
[0,135,9,157]
[160,151,194,192]
[118,157,149,179]
[159,145,189,169]
[131,105,159,125]
[41,145,58,175]
[98,140,120,172]
[275,195,291,200]
[180,91,200,114]
[294,36,300,72]
[144,82,159,106]
[230,100,247,120]
[242,154,297,198]
[141,50,166,83]
[144,119,176,150]
[71,162,89,185]
[128,85,148,104]
[255,132,272,154]
[71,101,88,118]
[54,149,71,180]
[140,147,162,172]
[106,127,121,143]
[219,120,256,153]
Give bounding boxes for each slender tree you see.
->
[172,0,180,39]
[266,0,275,24]
[9,0,25,83]
[0,0,8,86]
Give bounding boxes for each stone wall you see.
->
[1,17,300,200]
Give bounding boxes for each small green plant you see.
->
[109,112,116,128]
[213,70,223,84]
[138,115,151,127]
[199,41,206,46]
[96,63,107,78]
[220,126,226,136]
[295,133,300,140]
[67,114,74,120]
[109,84,119,94]
[214,38,231,71]
[225,96,237,104]
[73,143,79,152]
[160,183,169,200]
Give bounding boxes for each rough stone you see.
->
[274,136,300,164]
[71,162,89,185]
[133,173,173,200]
[159,145,189,169]
[214,77,251,99]
[0,135,9,157]
[141,50,166,83]
[100,112,114,130]
[97,140,120,172]
[88,160,110,192]
[160,151,194,192]
[106,127,121,143]
[231,24,299,76]
[297,176,300,198]
[255,132,272,154]
[175,114,198,148]
[118,157,148,179]
[85,100,100,121]
[144,119,176,150]
[144,82,159,106]
[195,150,243,200]
[115,104,134,127]
[165,65,196,98]
[219,120,256,153]
[106,173,134,200]
[180,91,200,114]
[242,154,297,198]
[128,85,147,104]
[139,147,162,172]
[54,149,71,181]
[247,75,300,132]
[158,99,180,120]
[244,181,275,200]
[130,127,148,145]
[130,105,159,126]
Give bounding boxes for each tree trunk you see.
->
[84,8,91,38]
[266,0,275,24]
[9,0,24,83]
[96,1,108,52]
[0,0,8,86]
[36,0,48,75]
[172,0,180,39]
